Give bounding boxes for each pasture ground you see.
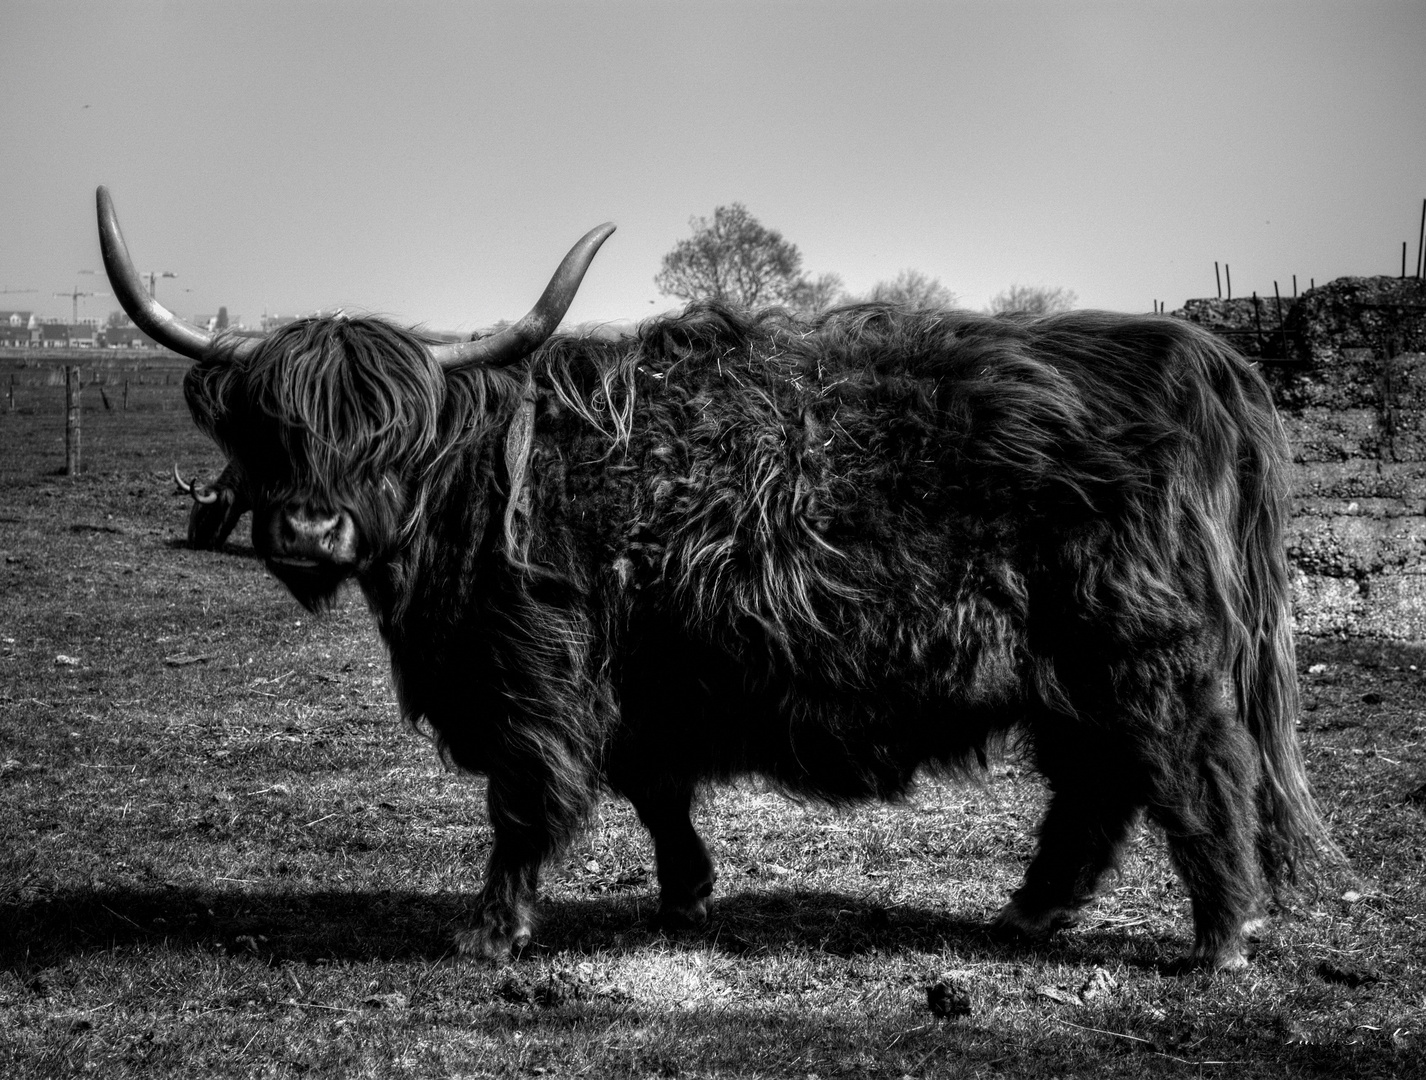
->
[1,375,1424,1078]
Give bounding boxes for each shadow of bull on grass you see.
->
[3,884,1413,1074]
[1,883,1169,972]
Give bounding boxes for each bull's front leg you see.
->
[622,779,716,929]
[459,837,540,962]
[456,770,590,963]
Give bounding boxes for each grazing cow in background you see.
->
[98,186,1339,971]
[173,460,250,550]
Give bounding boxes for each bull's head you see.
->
[98,187,614,607]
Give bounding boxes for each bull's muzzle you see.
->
[264,506,360,568]
[259,505,361,607]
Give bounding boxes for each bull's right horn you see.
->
[97,187,257,362]
[173,464,219,504]
[429,222,616,370]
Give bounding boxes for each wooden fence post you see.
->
[65,366,81,476]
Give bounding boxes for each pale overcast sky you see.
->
[2,1,1423,333]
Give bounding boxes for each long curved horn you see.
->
[97,187,220,361]
[172,463,194,494]
[430,222,616,370]
[173,464,219,504]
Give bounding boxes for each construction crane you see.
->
[143,270,178,299]
[54,285,109,324]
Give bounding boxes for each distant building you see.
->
[101,322,158,348]
[37,323,70,347]
[0,321,35,347]
[66,324,99,347]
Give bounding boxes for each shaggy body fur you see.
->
[186,301,1335,968]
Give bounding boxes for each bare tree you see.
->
[655,204,808,310]
[867,269,957,309]
[787,271,847,315]
[987,284,1077,316]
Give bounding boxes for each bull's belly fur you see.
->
[388,525,1033,807]
[604,593,1026,802]
[394,612,1022,798]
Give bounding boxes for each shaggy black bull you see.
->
[98,187,1337,970]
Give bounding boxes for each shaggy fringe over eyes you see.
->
[188,317,452,492]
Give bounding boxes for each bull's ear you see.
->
[430,222,616,370]
[96,187,258,362]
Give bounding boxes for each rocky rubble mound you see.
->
[1179,276,1426,640]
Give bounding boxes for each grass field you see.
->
[1,376,1424,1077]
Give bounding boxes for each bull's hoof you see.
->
[988,899,1080,941]
[656,895,711,933]
[655,872,713,934]
[1162,947,1249,976]
[454,909,533,964]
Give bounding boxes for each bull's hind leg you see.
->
[992,739,1142,940]
[1146,698,1267,971]
[622,780,716,929]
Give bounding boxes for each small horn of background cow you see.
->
[428,222,617,370]
[96,187,231,362]
[172,464,218,504]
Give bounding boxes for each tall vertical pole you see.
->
[1274,281,1288,354]
[1418,197,1425,278]
[65,366,81,476]
[1215,262,1222,299]
[1225,264,1232,301]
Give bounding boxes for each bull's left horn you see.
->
[97,187,258,362]
[430,222,616,370]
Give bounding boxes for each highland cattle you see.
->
[173,460,250,549]
[97,186,1336,969]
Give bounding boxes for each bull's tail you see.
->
[1230,376,1344,888]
